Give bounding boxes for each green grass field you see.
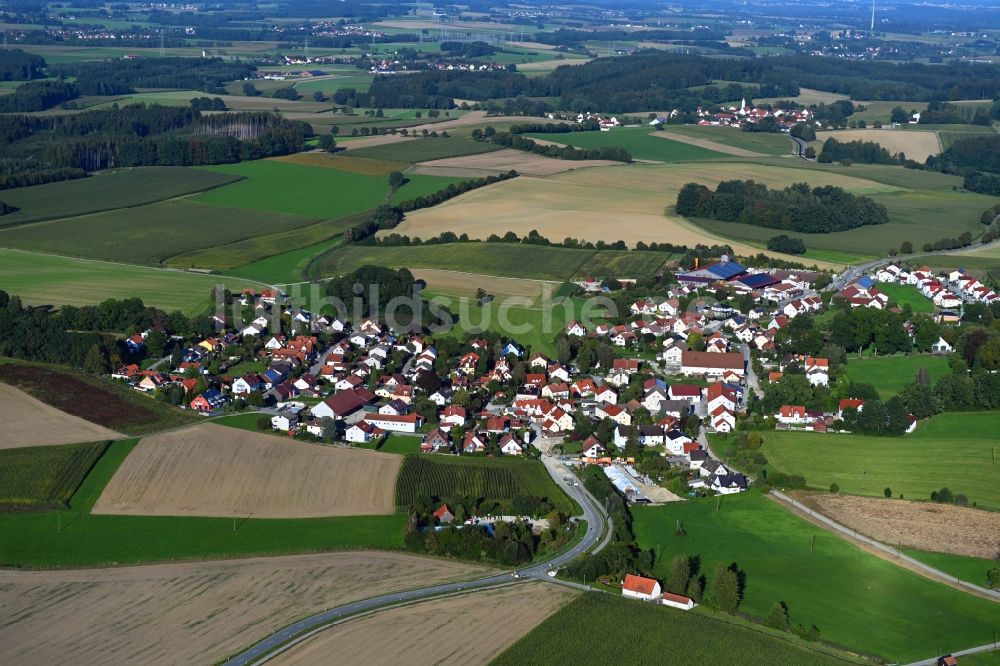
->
[523,126,728,162]
[904,549,999,587]
[761,412,1000,508]
[842,354,950,398]
[663,125,794,155]
[391,173,471,204]
[316,242,670,283]
[876,283,934,313]
[194,160,389,218]
[394,455,576,515]
[0,167,240,228]
[0,437,405,567]
[0,200,317,266]
[0,360,195,436]
[632,492,1000,662]
[347,137,504,163]
[0,442,108,511]
[0,248,260,315]
[492,592,857,666]
[376,436,421,455]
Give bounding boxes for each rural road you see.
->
[221,454,610,666]
[771,490,1000,602]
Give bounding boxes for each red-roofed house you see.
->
[661,592,697,611]
[776,405,807,424]
[622,574,662,601]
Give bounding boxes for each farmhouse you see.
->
[362,412,423,433]
[680,351,745,378]
[311,388,371,420]
[621,574,662,602]
[661,592,697,611]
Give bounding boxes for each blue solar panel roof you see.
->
[707,261,747,279]
[735,273,778,289]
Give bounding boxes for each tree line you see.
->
[0,49,46,81]
[676,180,888,233]
[818,138,907,165]
[51,57,254,95]
[473,126,632,162]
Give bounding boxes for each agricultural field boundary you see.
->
[769,490,1000,603]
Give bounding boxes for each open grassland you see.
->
[277,583,575,666]
[395,455,575,514]
[816,129,941,161]
[0,552,488,666]
[793,492,1000,560]
[760,412,1000,508]
[0,383,123,448]
[194,160,388,218]
[390,173,470,205]
[842,354,950,398]
[938,126,998,150]
[0,362,194,436]
[662,125,794,156]
[0,200,317,266]
[903,550,1000,589]
[222,236,346,284]
[0,441,107,511]
[0,248,260,314]
[876,283,934,313]
[493,591,859,666]
[346,135,503,162]
[572,249,672,278]
[414,269,554,301]
[0,167,240,229]
[94,424,402,518]
[392,162,892,265]
[0,438,407,567]
[413,148,621,177]
[524,126,728,162]
[632,492,1000,662]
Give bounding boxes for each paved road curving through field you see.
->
[221,453,610,666]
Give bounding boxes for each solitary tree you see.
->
[666,555,691,594]
[767,602,790,631]
[713,566,741,614]
[883,487,893,498]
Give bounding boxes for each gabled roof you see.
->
[622,573,659,595]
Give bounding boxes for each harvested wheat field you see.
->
[816,129,941,161]
[0,383,122,448]
[342,134,416,150]
[92,423,400,518]
[796,492,1000,558]
[274,582,577,666]
[0,552,489,666]
[393,162,874,268]
[413,148,620,177]
[414,268,556,301]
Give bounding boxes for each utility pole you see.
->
[304,36,309,59]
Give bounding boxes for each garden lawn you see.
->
[876,283,934,313]
[842,354,950,398]
[0,437,406,567]
[0,200,317,266]
[0,249,259,315]
[523,126,728,162]
[194,160,388,218]
[761,412,1000,508]
[632,491,1000,662]
[492,591,860,666]
[0,167,241,228]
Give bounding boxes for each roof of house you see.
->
[321,389,368,416]
[622,573,659,595]
[433,504,453,518]
[662,591,694,605]
[681,351,744,370]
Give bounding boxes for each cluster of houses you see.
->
[875,264,998,308]
[621,573,698,611]
[775,397,917,433]
[688,98,816,131]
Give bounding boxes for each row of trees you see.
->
[766,234,806,254]
[817,138,903,165]
[51,57,253,95]
[474,127,632,162]
[676,180,889,233]
[397,170,519,212]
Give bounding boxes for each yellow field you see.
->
[392,162,900,267]
[0,552,489,666]
[92,424,401,518]
[273,583,577,666]
[757,87,849,106]
[816,129,942,161]
[0,383,122,448]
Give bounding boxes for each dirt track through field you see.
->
[413,148,620,176]
[0,383,122,448]
[273,582,577,666]
[795,492,1000,559]
[92,423,400,518]
[0,552,489,666]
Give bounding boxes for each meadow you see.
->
[632,492,1000,662]
[0,437,407,567]
[0,200,317,266]
[876,283,934,313]
[492,592,860,666]
[0,442,108,511]
[760,412,1000,508]
[571,249,673,278]
[662,125,794,156]
[903,549,999,589]
[0,361,195,436]
[394,455,576,515]
[523,126,728,162]
[842,353,950,398]
[0,248,260,315]
[0,167,240,228]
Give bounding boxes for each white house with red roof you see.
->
[622,574,661,602]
